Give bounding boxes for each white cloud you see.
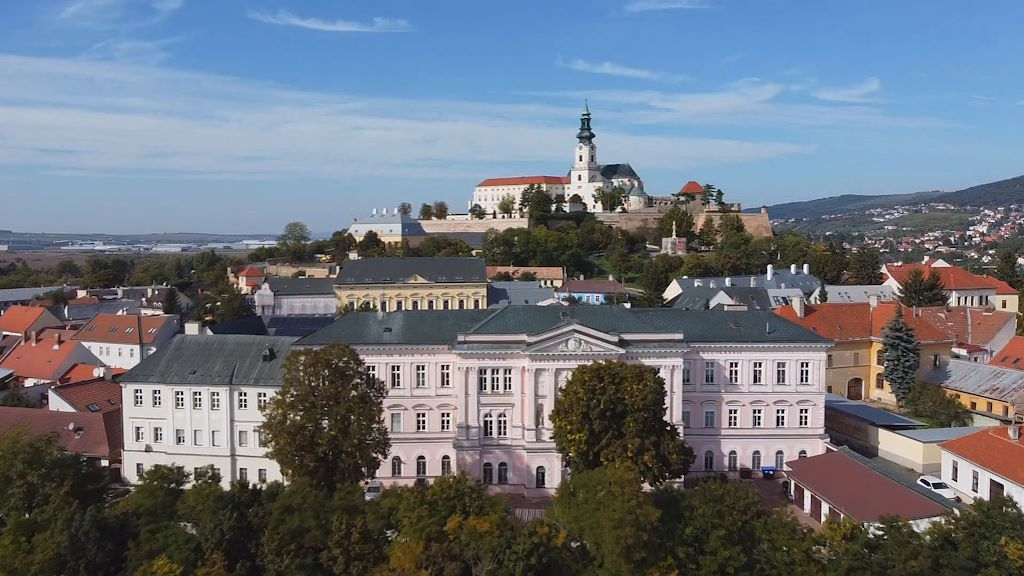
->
[82,36,183,65]
[557,57,687,82]
[247,10,412,33]
[624,0,710,13]
[812,77,881,103]
[60,0,184,27]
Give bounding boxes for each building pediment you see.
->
[525,331,624,355]
[403,274,433,284]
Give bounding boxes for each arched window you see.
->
[416,456,427,478]
[752,450,762,471]
[483,462,494,484]
[391,456,402,477]
[498,462,508,484]
[441,455,452,476]
[412,301,420,310]
[775,450,785,469]
[427,300,435,310]
[536,466,546,488]
[497,413,508,437]
[798,450,808,459]
[728,450,738,471]
[703,450,714,471]
[483,413,494,437]
[396,301,404,311]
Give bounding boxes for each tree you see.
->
[701,184,717,207]
[432,201,449,220]
[899,269,947,307]
[849,248,883,284]
[413,235,474,257]
[657,205,695,241]
[518,184,539,214]
[277,222,311,251]
[356,231,385,258]
[519,271,537,281]
[55,259,81,278]
[418,203,434,220]
[161,287,181,316]
[994,249,1022,290]
[639,254,683,307]
[552,194,566,213]
[397,202,412,216]
[817,283,829,303]
[527,187,554,225]
[697,218,718,248]
[881,308,920,407]
[468,203,486,220]
[714,187,725,209]
[497,194,517,217]
[592,186,625,212]
[262,344,390,491]
[0,389,36,407]
[550,360,694,484]
[807,242,847,285]
[905,382,972,427]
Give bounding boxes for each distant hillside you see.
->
[751,174,1024,221]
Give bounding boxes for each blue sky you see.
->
[0,0,1022,234]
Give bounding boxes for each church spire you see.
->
[576,100,595,145]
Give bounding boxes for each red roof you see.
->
[775,301,950,342]
[0,305,47,335]
[678,180,704,195]
[941,427,1024,487]
[68,296,100,305]
[59,363,126,385]
[0,337,89,381]
[238,267,265,278]
[71,314,176,345]
[50,378,122,413]
[991,336,1024,370]
[476,176,568,187]
[0,406,118,460]
[884,259,1009,291]
[557,279,627,295]
[915,306,1016,348]
[787,450,951,522]
[486,266,565,281]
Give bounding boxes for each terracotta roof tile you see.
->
[476,176,568,187]
[59,363,126,385]
[915,306,1015,348]
[786,450,950,522]
[68,296,100,305]
[556,279,627,295]
[486,266,565,281]
[775,302,951,343]
[71,314,176,345]
[992,336,1024,370]
[238,267,265,278]
[885,259,1010,291]
[0,406,116,459]
[678,180,703,195]
[0,305,46,335]
[940,427,1024,486]
[0,337,89,381]
[50,378,122,413]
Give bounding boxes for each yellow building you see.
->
[922,357,1024,422]
[334,257,488,312]
[778,300,953,402]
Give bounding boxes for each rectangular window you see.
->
[440,364,452,388]
[483,416,494,437]
[390,413,402,433]
[799,362,811,385]
[130,348,135,358]
[951,460,958,482]
[971,470,979,493]
[192,391,202,410]
[497,414,508,437]
[133,389,143,407]
[136,463,144,478]
[799,408,810,428]
[478,369,488,392]
[490,369,500,392]
[366,365,377,382]
[415,364,427,388]
[853,352,860,366]
[254,430,263,447]
[704,361,715,384]
[134,426,144,442]
[193,430,203,446]
[682,361,691,384]
[440,411,452,431]
[257,392,268,410]
[175,390,184,409]
[876,349,885,367]
[390,365,402,388]
[776,362,787,384]
[727,408,739,428]
[752,362,764,385]
[238,391,248,410]
[970,400,977,410]
[154,427,163,443]
[703,409,715,428]
[258,469,267,483]
[239,468,248,482]
[503,368,513,392]
[211,391,220,410]
[986,401,993,413]
[827,354,834,368]
[237,430,249,447]
[211,430,221,447]
[728,361,739,384]
[752,408,763,428]
[152,389,162,407]
[681,410,691,428]
[175,429,185,445]
[775,408,787,428]
[416,412,427,432]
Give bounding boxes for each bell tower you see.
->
[569,101,602,205]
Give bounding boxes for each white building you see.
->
[120,334,295,487]
[940,426,1024,507]
[472,103,644,215]
[71,313,179,369]
[121,307,832,493]
[254,278,337,316]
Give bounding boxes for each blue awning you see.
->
[760,466,776,472]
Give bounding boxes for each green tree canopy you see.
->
[550,360,694,484]
[432,201,449,220]
[262,343,390,491]
[848,247,883,284]
[356,230,385,258]
[497,194,517,217]
[881,308,921,406]
[397,202,412,216]
[899,269,947,307]
[277,221,311,247]
[468,203,486,220]
[994,249,1022,291]
[658,204,695,241]
[418,203,434,220]
[161,287,181,316]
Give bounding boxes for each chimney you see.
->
[790,263,798,275]
[760,206,767,214]
[792,297,806,318]
[184,321,202,335]
[53,332,62,348]
[1010,426,1021,441]
[868,294,879,309]
[750,277,756,288]
[725,277,732,287]
[30,331,38,346]
[766,264,775,281]
[371,208,377,216]
[802,263,810,275]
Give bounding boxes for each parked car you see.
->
[917,475,956,500]
[364,481,383,501]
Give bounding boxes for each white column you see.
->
[525,367,537,432]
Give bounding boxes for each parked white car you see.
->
[364,481,383,501]
[917,475,956,500]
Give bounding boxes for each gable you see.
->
[525,329,624,355]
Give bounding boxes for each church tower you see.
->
[569,101,604,209]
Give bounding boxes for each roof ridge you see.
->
[463,305,512,335]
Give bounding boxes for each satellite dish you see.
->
[67,422,75,431]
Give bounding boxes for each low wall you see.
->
[420,218,528,234]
